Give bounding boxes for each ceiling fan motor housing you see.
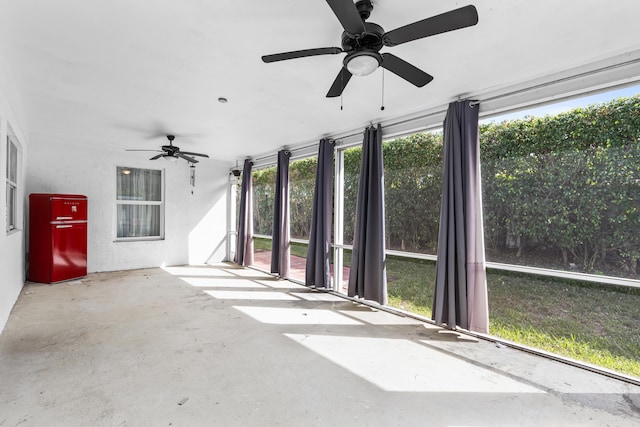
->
[162,134,177,155]
[341,22,384,53]
[342,20,384,76]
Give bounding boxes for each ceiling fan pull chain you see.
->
[340,70,344,111]
[381,68,385,111]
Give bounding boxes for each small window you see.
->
[116,166,164,240]
[6,134,18,233]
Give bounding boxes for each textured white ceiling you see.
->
[1,0,639,164]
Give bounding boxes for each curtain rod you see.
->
[338,55,640,143]
[250,107,449,166]
[476,56,640,107]
[246,55,640,166]
[250,105,463,165]
[250,137,340,164]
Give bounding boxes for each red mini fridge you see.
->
[28,194,88,283]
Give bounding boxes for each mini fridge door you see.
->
[50,222,88,282]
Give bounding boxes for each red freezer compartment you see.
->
[51,196,88,222]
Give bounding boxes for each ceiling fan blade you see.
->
[176,153,199,163]
[180,151,210,158]
[149,154,164,160]
[383,5,478,47]
[326,0,366,35]
[326,67,353,98]
[262,47,342,63]
[381,53,433,87]
[126,149,163,152]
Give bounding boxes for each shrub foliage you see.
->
[481,96,640,275]
[251,95,640,277]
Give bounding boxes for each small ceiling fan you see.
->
[126,135,210,163]
[262,0,478,97]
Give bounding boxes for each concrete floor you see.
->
[1,264,639,426]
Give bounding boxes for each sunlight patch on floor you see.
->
[285,334,545,393]
[233,306,363,325]
[434,330,480,342]
[290,292,347,302]
[255,279,307,290]
[225,269,274,278]
[162,266,233,277]
[180,277,268,288]
[338,310,425,325]
[204,290,299,301]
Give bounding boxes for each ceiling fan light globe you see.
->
[346,52,381,76]
[163,155,178,163]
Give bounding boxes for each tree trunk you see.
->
[583,246,589,270]
[516,236,524,258]
[589,248,598,271]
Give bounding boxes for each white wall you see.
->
[0,50,29,333]
[26,142,229,273]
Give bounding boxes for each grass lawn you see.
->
[253,238,640,378]
[486,270,640,378]
[386,256,436,318]
[385,256,640,379]
[254,237,308,258]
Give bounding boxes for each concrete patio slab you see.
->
[1,263,638,426]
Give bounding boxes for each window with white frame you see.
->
[116,166,164,239]
[6,133,18,233]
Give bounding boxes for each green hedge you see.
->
[251,95,640,277]
[481,96,640,275]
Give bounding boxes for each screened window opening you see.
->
[480,88,640,379]
[6,134,18,233]
[288,155,319,282]
[481,93,640,279]
[251,166,277,271]
[383,132,443,255]
[116,167,163,239]
[252,166,276,237]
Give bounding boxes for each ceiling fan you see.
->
[262,0,478,97]
[126,135,210,163]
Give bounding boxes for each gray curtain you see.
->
[305,139,335,288]
[348,124,387,305]
[432,100,489,333]
[271,150,291,277]
[235,159,254,266]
